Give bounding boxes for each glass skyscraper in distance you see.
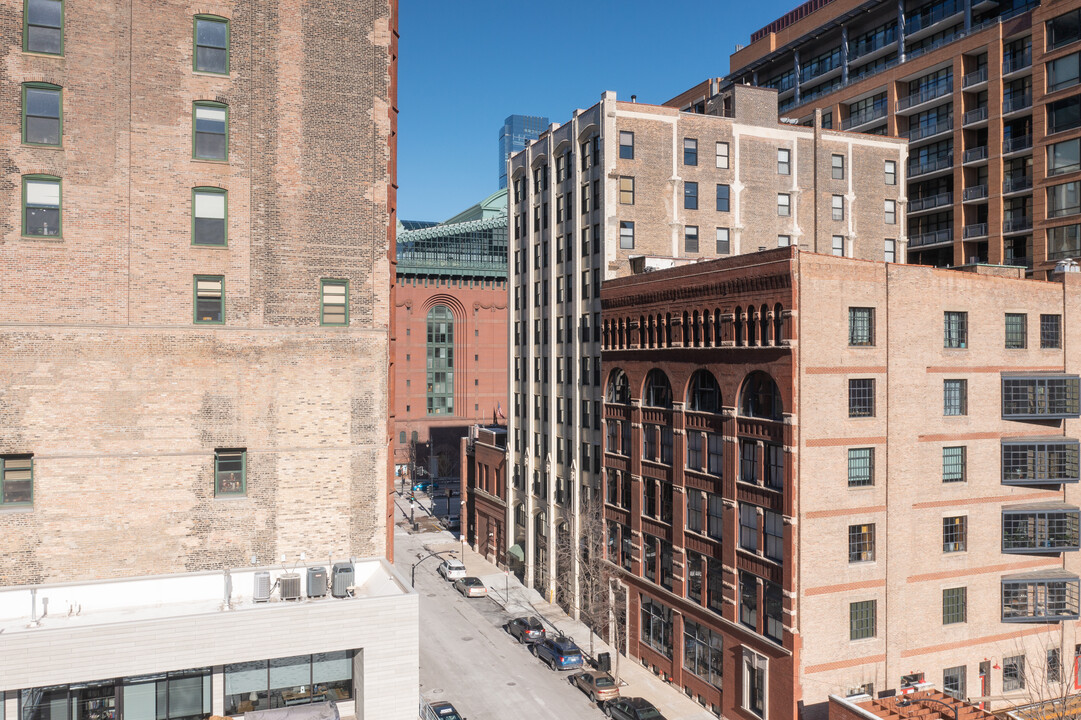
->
[498,114,548,188]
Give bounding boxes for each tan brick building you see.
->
[0,0,398,584]
[602,248,1081,719]
[506,83,907,605]
[723,0,1081,276]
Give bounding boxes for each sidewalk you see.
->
[424,538,718,720]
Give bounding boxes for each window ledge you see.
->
[21,143,63,151]
[191,158,230,165]
[22,50,63,59]
[0,504,34,513]
[213,495,248,501]
[192,71,232,79]
[20,235,63,242]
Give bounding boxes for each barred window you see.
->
[944,311,968,348]
[1005,313,1027,349]
[1001,440,1080,484]
[943,516,967,552]
[849,523,875,562]
[848,448,874,487]
[943,446,966,482]
[1002,655,1025,690]
[943,587,967,624]
[849,379,875,417]
[943,379,968,416]
[1002,376,1080,417]
[943,666,966,700]
[849,307,875,346]
[1042,314,1063,349]
[850,599,876,640]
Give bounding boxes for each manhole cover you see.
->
[429,688,444,696]
[506,682,516,687]
[460,636,474,642]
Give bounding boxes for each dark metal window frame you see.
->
[1001,375,1081,419]
[1002,507,1081,552]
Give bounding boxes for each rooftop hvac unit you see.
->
[253,571,272,603]
[332,562,354,598]
[307,566,328,598]
[280,573,302,601]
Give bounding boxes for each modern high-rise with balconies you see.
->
[506,83,906,606]
[725,0,1081,277]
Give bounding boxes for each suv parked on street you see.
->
[532,636,584,670]
[437,558,466,580]
[506,616,546,644]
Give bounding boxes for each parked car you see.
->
[531,636,584,671]
[442,515,461,533]
[437,558,466,581]
[603,697,666,720]
[420,700,466,720]
[453,576,488,598]
[412,480,436,493]
[505,616,547,644]
[569,670,619,704]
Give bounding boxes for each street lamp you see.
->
[460,500,467,558]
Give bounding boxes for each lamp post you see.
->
[460,500,467,558]
[410,498,416,531]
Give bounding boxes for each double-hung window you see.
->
[22,83,61,146]
[777,194,790,217]
[832,236,845,256]
[24,0,63,55]
[619,131,634,159]
[194,15,230,74]
[0,455,33,506]
[320,279,348,326]
[885,160,897,185]
[684,226,699,253]
[884,199,896,224]
[716,184,730,212]
[193,102,228,160]
[685,182,698,210]
[619,221,634,249]
[716,141,730,168]
[777,148,790,175]
[832,195,844,221]
[22,175,61,237]
[194,275,224,324]
[832,154,845,180]
[619,176,634,205]
[214,449,246,496]
[716,228,730,254]
[192,187,227,246]
[684,138,698,165]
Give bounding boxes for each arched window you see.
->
[740,371,783,420]
[427,306,454,415]
[734,307,744,346]
[774,303,784,344]
[665,313,673,347]
[693,311,702,347]
[644,369,673,408]
[687,370,722,413]
[607,368,631,404]
[761,304,771,346]
[748,307,758,346]
[515,503,526,527]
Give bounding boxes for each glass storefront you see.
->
[223,652,353,716]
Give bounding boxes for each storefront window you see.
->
[224,653,354,715]
[124,669,211,720]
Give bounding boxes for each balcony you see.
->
[909,191,953,213]
[843,105,888,131]
[1002,437,1080,484]
[905,0,964,39]
[848,30,897,62]
[963,106,989,126]
[1002,571,1080,622]
[897,80,953,113]
[963,146,988,164]
[906,117,954,142]
[962,184,988,202]
[1003,51,1033,76]
[1002,375,1081,419]
[909,154,953,177]
[963,222,988,239]
[1003,216,1033,234]
[1002,504,1081,553]
[962,66,988,89]
[1003,135,1033,155]
[909,227,954,247]
[1003,175,1033,194]
[1003,93,1033,115]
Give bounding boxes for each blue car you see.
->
[532,636,584,671]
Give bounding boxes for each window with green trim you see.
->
[427,306,454,415]
[320,279,348,326]
[194,16,229,74]
[24,0,62,55]
[193,102,228,160]
[214,449,245,496]
[1,455,33,506]
[22,83,61,146]
[194,275,224,324]
[22,175,61,237]
[192,188,227,246]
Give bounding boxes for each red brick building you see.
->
[393,190,508,484]
[461,424,509,567]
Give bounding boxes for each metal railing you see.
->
[843,105,888,130]
[848,30,897,61]
[906,117,954,141]
[910,154,954,176]
[897,80,953,111]
[963,106,989,125]
[1003,216,1033,233]
[1003,93,1032,114]
[910,228,954,247]
[1003,175,1033,194]
[1003,51,1032,75]
[905,0,963,35]
[963,222,989,238]
[963,146,988,163]
[909,191,953,212]
[962,67,988,88]
[1003,135,1033,154]
[963,184,989,201]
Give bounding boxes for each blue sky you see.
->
[397,1,800,222]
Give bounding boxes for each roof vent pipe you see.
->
[28,587,40,628]
[631,95,637,103]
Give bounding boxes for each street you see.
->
[394,500,606,720]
